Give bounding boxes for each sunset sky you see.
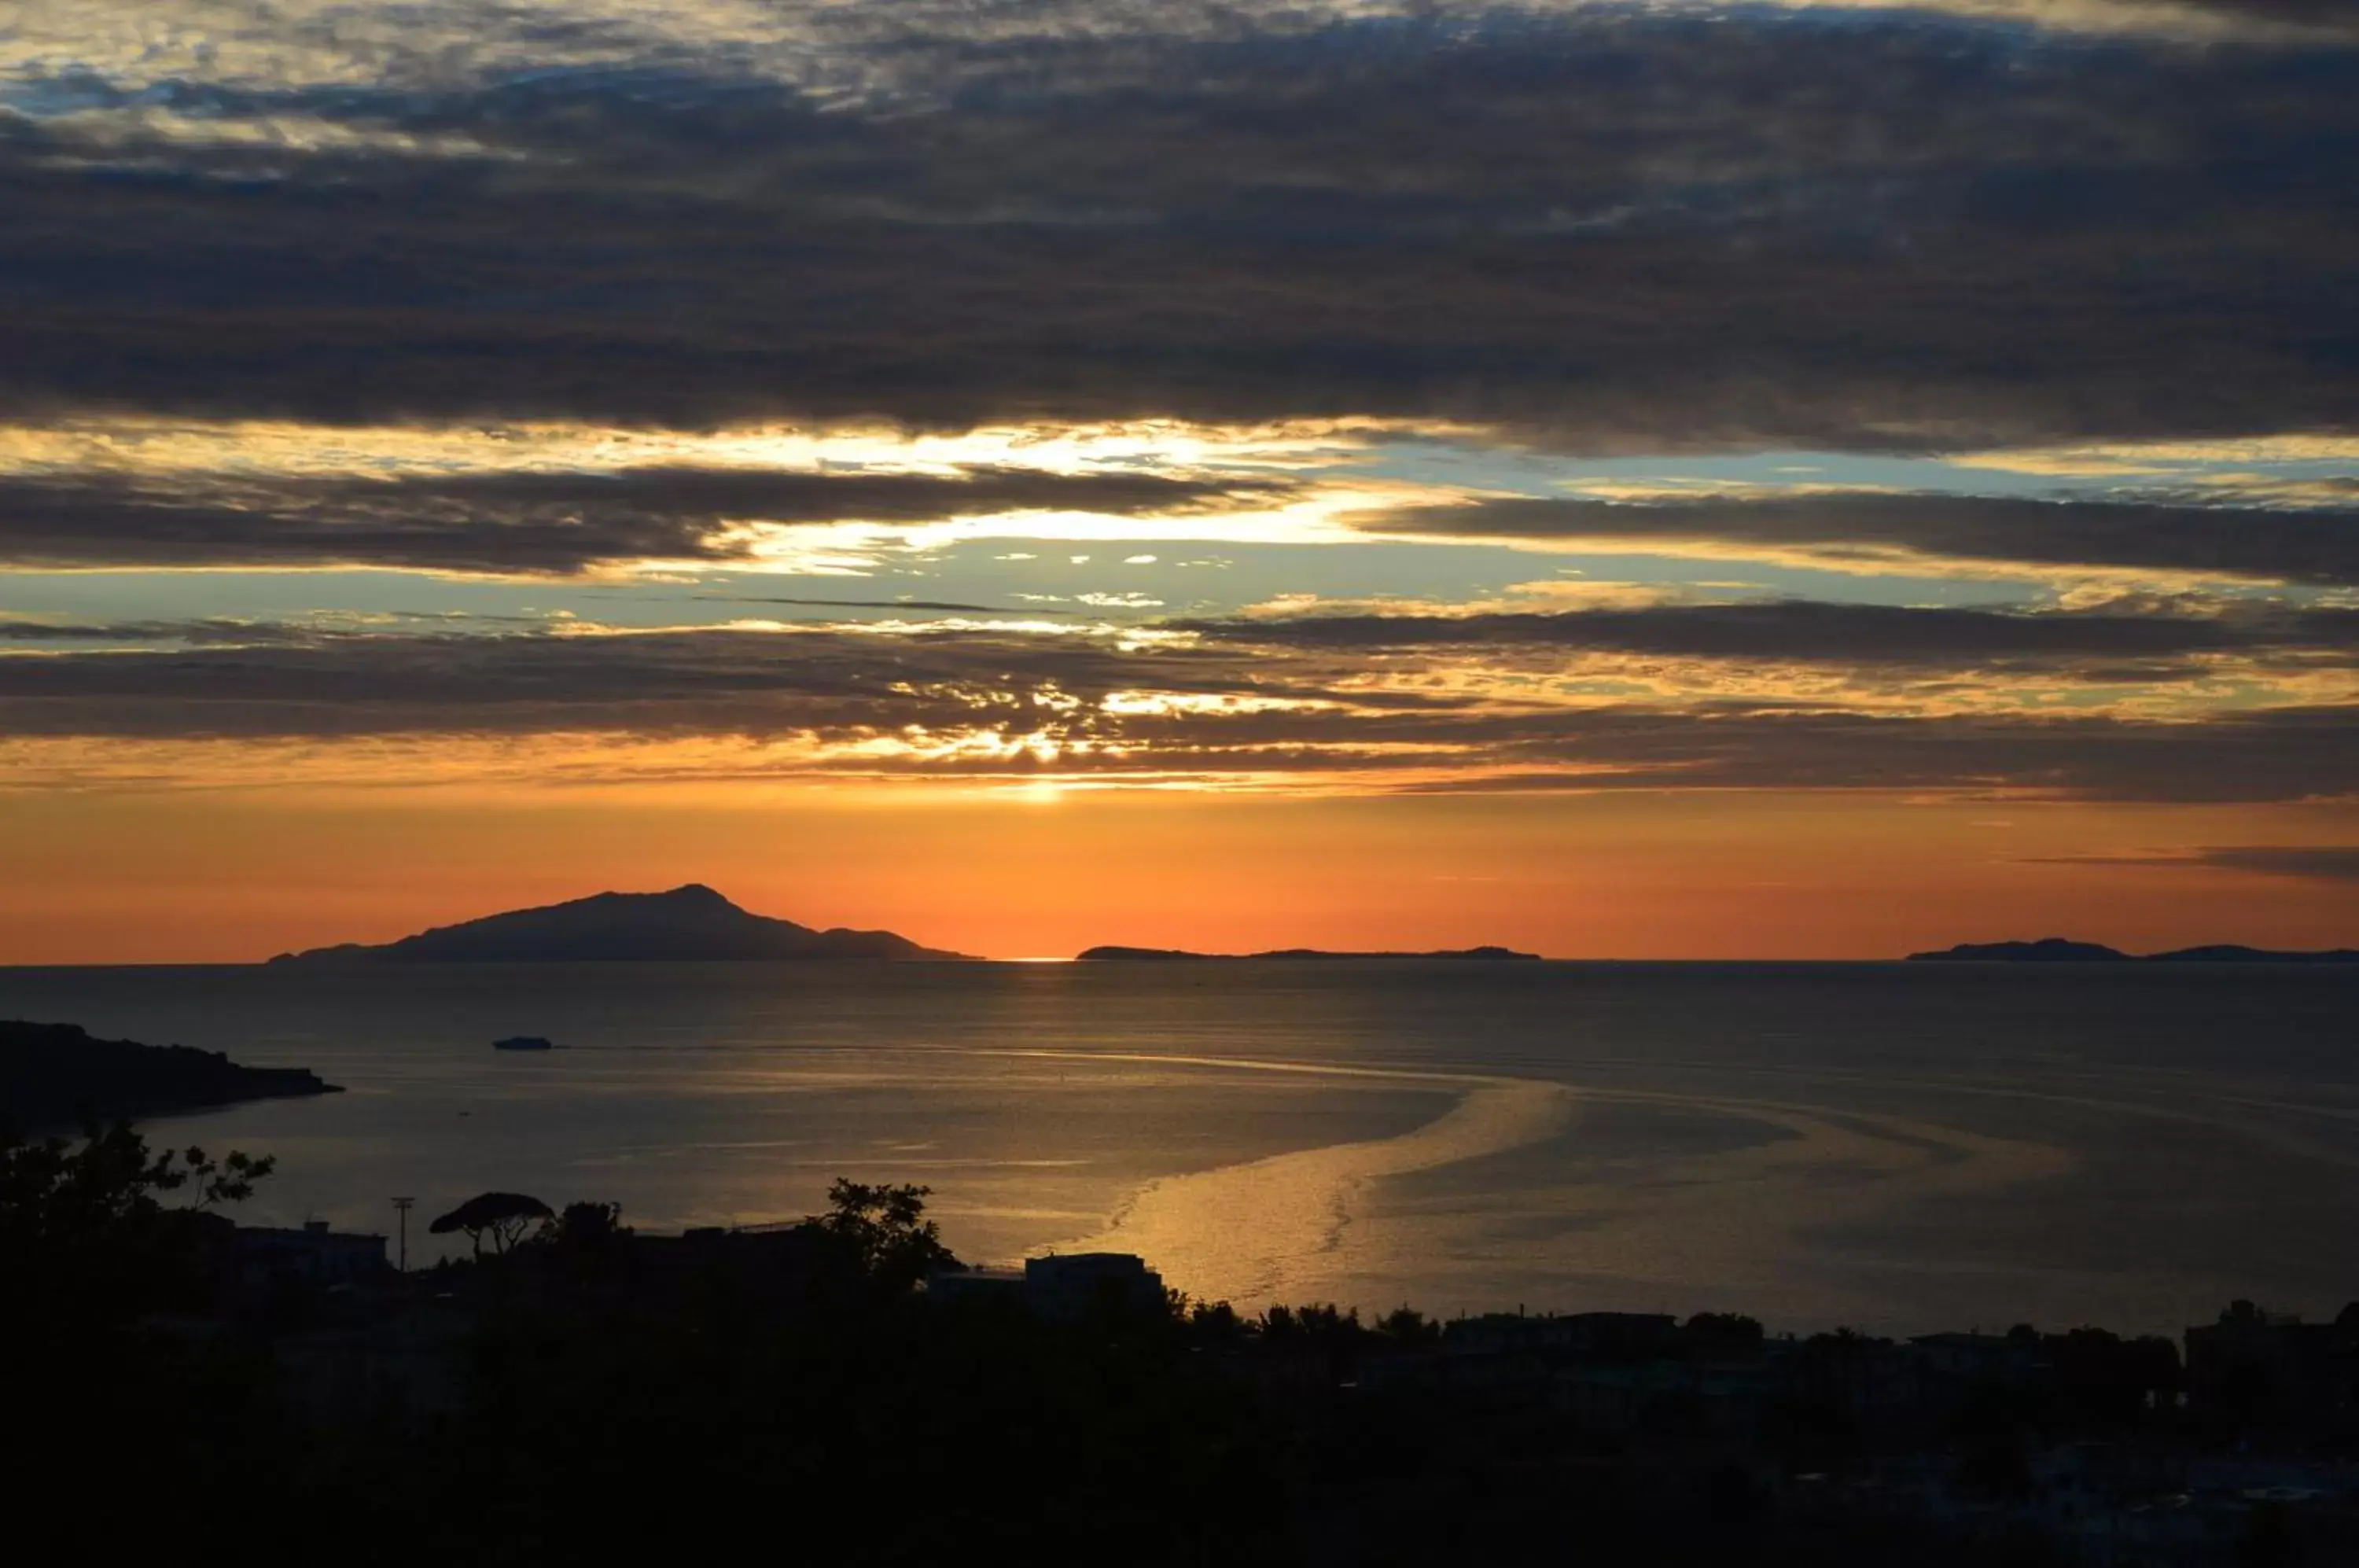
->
[5,0,2357,960]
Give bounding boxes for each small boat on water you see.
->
[492,1035,556,1051]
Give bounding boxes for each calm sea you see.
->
[6,960,2354,1337]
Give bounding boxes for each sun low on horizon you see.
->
[5,0,2359,962]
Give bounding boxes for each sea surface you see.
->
[6,960,2357,1337]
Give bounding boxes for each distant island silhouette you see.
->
[1909,937,2359,963]
[1,1019,340,1129]
[267,885,973,965]
[1078,944,1542,962]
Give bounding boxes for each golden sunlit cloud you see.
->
[0,416,1448,483]
[1949,435,2359,477]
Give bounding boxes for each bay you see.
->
[3,959,2354,1338]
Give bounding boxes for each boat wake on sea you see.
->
[970,1047,2073,1320]
[976,1051,1577,1306]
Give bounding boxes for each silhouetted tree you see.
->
[2,1122,281,1561]
[430,1191,554,1257]
[1261,1303,1362,1341]
[810,1178,957,1290]
[1187,1297,1246,1340]
[1377,1305,1442,1346]
[1,1119,273,1231]
[1687,1311,1765,1353]
[543,1199,630,1255]
[1,1119,273,1327]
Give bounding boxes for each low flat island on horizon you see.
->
[241,885,2359,968]
[1908,937,2359,963]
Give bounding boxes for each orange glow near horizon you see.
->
[5,785,2353,964]
[9,0,2359,981]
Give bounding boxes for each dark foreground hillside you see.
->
[10,1127,2357,1566]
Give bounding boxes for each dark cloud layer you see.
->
[0,625,1271,739]
[1171,601,2359,672]
[1392,705,2359,804]
[2184,845,2359,881]
[0,617,326,644]
[2030,845,2359,880]
[3,621,2355,801]
[699,594,1057,614]
[3,11,2356,447]
[2172,0,2359,31]
[1361,493,2359,586]
[0,466,1275,573]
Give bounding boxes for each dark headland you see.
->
[268,884,973,964]
[1,1019,340,1130]
[1078,944,1542,961]
[1909,937,2359,963]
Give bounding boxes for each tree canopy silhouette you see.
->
[1,1119,272,1333]
[2,1119,272,1231]
[811,1178,957,1290]
[429,1191,554,1257]
[546,1199,629,1254]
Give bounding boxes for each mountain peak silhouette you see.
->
[268,886,971,964]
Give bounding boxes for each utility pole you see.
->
[392,1196,414,1272]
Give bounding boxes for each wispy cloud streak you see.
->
[1359,493,2359,587]
[0,466,1285,573]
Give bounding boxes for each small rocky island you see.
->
[1909,937,2359,963]
[1,1019,340,1130]
[269,884,972,964]
[1078,944,1542,961]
